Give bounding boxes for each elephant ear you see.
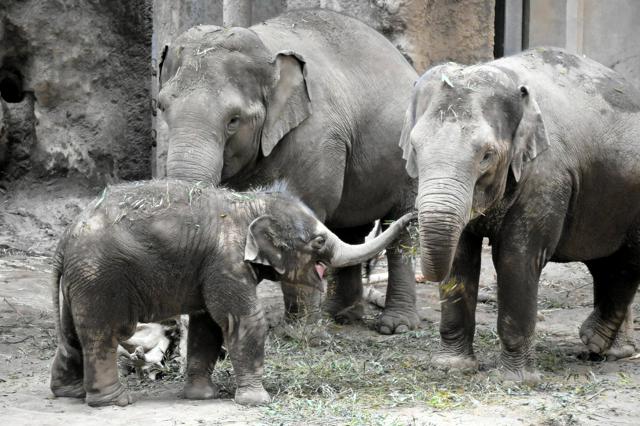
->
[261,51,312,157]
[510,85,550,182]
[158,45,170,89]
[399,93,418,178]
[244,215,287,274]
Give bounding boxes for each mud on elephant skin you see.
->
[401,47,640,382]
[49,180,414,407]
[157,9,419,334]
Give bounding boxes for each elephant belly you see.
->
[554,212,639,261]
[327,183,405,228]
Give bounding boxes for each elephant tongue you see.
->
[314,263,327,279]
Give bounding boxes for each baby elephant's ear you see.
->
[244,215,286,274]
[510,85,551,182]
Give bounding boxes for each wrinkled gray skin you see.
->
[401,48,640,382]
[49,180,413,407]
[158,9,418,334]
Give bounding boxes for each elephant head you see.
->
[400,64,550,281]
[158,26,311,184]
[244,196,415,289]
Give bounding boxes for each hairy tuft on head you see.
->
[253,179,290,194]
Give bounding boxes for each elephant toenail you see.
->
[396,325,409,333]
[379,326,392,335]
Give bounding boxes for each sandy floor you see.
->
[1,181,640,425]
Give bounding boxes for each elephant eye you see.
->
[227,116,241,133]
[310,235,326,250]
[480,149,495,167]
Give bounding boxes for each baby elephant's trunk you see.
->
[327,212,415,267]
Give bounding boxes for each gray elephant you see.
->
[49,180,413,406]
[400,47,640,381]
[157,9,418,334]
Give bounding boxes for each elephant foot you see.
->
[431,352,479,372]
[376,307,420,335]
[184,376,219,400]
[604,328,637,360]
[85,382,133,407]
[51,380,86,399]
[325,300,365,325]
[579,309,619,355]
[497,367,542,385]
[234,385,270,406]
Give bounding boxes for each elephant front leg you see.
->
[183,311,223,400]
[324,224,373,324]
[494,243,544,384]
[432,231,482,370]
[223,307,270,406]
[324,264,365,324]
[281,281,323,322]
[377,226,420,334]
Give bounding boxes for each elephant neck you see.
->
[465,175,526,239]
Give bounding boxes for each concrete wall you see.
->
[504,0,640,89]
[0,0,153,183]
[580,0,640,89]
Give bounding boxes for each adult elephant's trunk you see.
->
[166,129,223,185]
[417,174,473,282]
[327,212,415,267]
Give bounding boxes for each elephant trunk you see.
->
[166,129,223,185]
[417,175,473,282]
[327,212,415,268]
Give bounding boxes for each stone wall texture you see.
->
[0,1,496,181]
[0,0,152,183]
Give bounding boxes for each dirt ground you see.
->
[1,182,640,425]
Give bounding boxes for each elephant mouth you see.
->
[314,262,327,279]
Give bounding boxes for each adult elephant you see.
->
[157,9,418,334]
[400,47,640,381]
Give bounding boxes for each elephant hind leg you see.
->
[50,297,85,399]
[73,294,137,406]
[183,311,223,400]
[581,248,640,356]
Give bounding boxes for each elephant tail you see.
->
[51,238,65,343]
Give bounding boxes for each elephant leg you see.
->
[605,305,636,360]
[432,230,482,370]
[220,307,270,406]
[50,299,85,399]
[71,284,136,407]
[183,311,223,400]
[79,326,134,407]
[281,281,323,322]
[324,224,374,324]
[377,222,420,335]
[581,250,640,358]
[493,243,544,384]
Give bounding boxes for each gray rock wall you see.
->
[0,0,152,183]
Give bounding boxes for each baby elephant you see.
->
[50,180,413,406]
